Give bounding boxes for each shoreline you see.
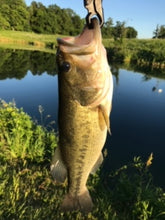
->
[0,30,165,72]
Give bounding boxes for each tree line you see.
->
[0,0,165,39]
[0,0,137,38]
[0,0,84,35]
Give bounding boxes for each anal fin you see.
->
[50,146,67,183]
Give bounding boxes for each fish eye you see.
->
[60,61,71,73]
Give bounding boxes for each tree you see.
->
[159,25,165,38]
[113,21,126,42]
[153,25,165,39]
[153,24,159,39]
[125,26,137,38]
[29,2,48,33]
[102,17,113,38]
[0,0,30,31]
[47,5,60,34]
[64,9,84,35]
[71,15,84,35]
[0,12,10,29]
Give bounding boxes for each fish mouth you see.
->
[57,18,101,54]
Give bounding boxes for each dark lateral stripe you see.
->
[72,149,87,194]
[82,134,89,139]
[79,147,87,153]
[79,154,85,160]
[70,140,91,195]
[76,158,84,165]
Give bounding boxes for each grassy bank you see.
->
[103,38,165,71]
[0,30,58,53]
[1,30,165,72]
[0,100,165,219]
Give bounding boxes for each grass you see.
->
[0,42,55,53]
[103,38,165,71]
[0,30,59,44]
[0,100,165,219]
[1,30,165,70]
[0,30,60,53]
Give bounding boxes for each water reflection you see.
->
[123,62,165,79]
[0,49,57,80]
[0,49,58,128]
[103,68,165,188]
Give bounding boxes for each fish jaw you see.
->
[57,18,101,55]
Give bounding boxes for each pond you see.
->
[0,49,165,188]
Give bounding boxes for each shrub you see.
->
[0,100,57,163]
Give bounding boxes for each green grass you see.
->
[103,38,165,71]
[0,30,60,53]
[0,100,165,219]
[0,42,55,53]
[0,30,59,44]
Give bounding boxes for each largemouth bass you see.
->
[51,18,113,213]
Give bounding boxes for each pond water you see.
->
[0,49,165,188]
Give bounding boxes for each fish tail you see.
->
[60,190,93,213]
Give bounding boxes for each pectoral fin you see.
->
[50,146,67,183]
[99,104,111,135]
[90,153,103,174]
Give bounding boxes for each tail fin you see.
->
[61,190,93,213]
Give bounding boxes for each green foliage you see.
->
[102,18,138,39]
[106,46,125,63]
[129,39,165,69]
[0,1,138,37]
[0,101,165,219]
[125,26,138,39]
[102,156,165,220]
[0,0,30,31]
[0,0,84,35]
[104,38,165,72]
[29,2,49,33]
[102,17,114,38]
[0,100,57,162]
[113,21,126,42]
[0,12,10,30]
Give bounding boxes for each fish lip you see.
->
[57,18,101,48]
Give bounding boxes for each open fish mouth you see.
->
[57,18,101,54]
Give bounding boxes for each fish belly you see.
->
[59,99,107,194]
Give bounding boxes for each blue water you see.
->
[0,71,58,126]
[107,69,165,188]
[0,56,165,188]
